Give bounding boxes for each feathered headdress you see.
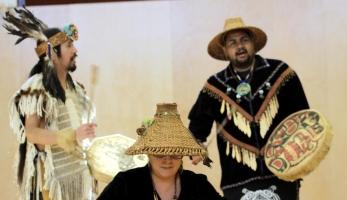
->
[3,6,78,57]
[2,6,48,45]
[3,7,80,102]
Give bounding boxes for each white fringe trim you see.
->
[229,143,257,171]
[43,145,54,191]
[23,143,37,200]
[230,95,279,139]
[9,97,26,143]
[8,73,58,144]
[259,95,279,138]
[233,111,251,138]
[48,167,92,200]
[9,74,94,200]
[49,179,62,200]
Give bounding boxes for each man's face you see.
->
[54,40,78,72]
[222,30,255,69]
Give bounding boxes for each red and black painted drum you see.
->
[264,109,333,181]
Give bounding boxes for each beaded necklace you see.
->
[228,64,254,98]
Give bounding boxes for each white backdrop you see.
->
[0,0,346,199]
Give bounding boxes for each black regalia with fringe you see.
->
[188,55,309,199]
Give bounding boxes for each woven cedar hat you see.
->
[208,17,267,61]
[125,103,208,156]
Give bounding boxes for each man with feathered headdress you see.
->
[3,7,97,200]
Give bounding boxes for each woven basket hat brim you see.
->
[125,104,207,156]
[208,17,267,61]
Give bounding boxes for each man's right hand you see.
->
[76,123,97,141]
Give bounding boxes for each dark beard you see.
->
[68,54,77,72]
[68,64,77,72]
[231,52,255,70]
[234,55,253,68]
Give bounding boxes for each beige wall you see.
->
[0,0,346,199]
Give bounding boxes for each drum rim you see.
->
[264,109,333,181]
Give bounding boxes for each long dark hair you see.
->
[29,28,75,101]
[17,28,74,185]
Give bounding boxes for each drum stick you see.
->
[0,3,8,15]
[89,64,99,101]
[204,117,228,149]
[87,64,99,121]
[87,65,100,193]
[82,65,99,151]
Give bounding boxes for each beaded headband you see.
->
[35,23,79,57]
[3,7,79,57]
[3,7,79,103]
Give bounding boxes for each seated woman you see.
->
[97,103,226,200]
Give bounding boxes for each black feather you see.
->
[15,38,26,45]
[202,155,213,168]
[2,7,48,44]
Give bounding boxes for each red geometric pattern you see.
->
[265,110,325,173]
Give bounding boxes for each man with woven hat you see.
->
[3,7,97,200]
[98,103,226,200]
[188,17,309,199]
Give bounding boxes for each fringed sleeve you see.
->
[8,73,58,143]
[8,74,60,200]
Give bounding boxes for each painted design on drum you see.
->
[88,135,148,175]
[103,142,146,171]
[240,185,281,200]
[105,143,137,170]
[265,111,324,172]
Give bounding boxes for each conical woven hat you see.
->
[125,103,207,156]
[208,17,267,61]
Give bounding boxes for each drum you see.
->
[264,109,333,181]
[86,134,148,183]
